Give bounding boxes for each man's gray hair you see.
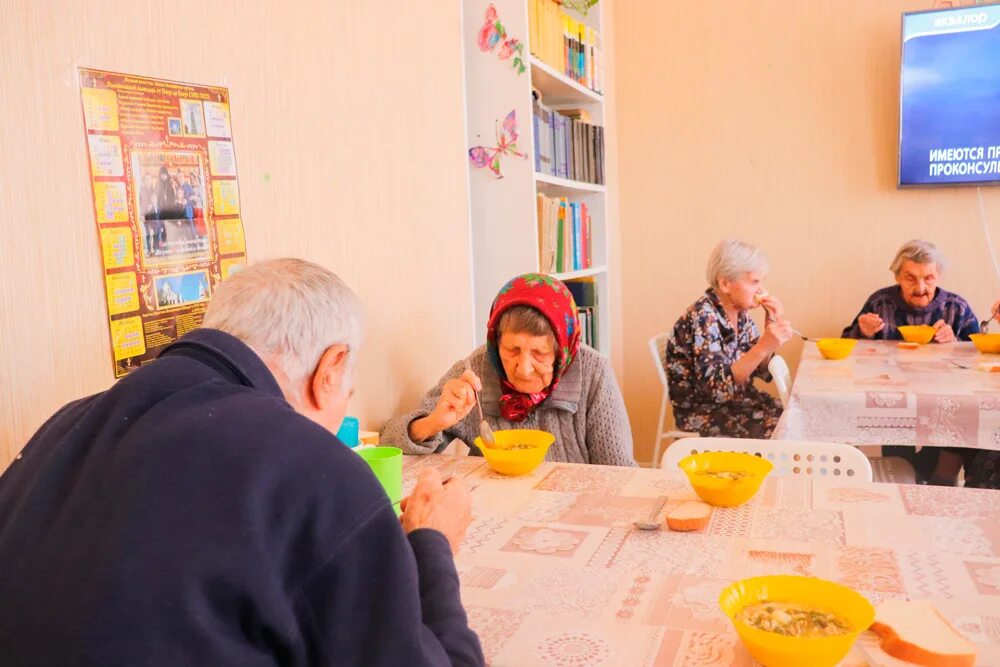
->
[890,239,946,275]
[202,258,364,390]
[706,239,769,287]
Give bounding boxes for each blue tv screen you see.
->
[899,4,1000,187]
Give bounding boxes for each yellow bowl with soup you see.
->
[971,333,1000,354]
[898,325,936,344]
[720,575,875,667]
[815,338,857,360]
[475,429,554,476]
[678,452,773,507]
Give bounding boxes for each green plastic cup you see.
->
[357,446,403,511]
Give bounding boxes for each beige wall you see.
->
[615,0,1000,465]
[0,1,474,470]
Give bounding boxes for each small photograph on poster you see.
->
[154,270,211,310]
[180,100,206,136]
[132,151,211,265]
[167,118,182,135]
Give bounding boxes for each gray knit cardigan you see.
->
[380,344,637,466]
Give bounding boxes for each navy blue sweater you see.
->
[0,329,483,666]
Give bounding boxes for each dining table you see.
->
[774,340,1000,451]
[402,453,1000,666]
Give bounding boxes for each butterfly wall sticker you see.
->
[477,4,526,75]
[469,109,528,179]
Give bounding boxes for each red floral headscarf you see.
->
[486,274,581,422]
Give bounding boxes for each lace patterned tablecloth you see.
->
[403,454,1000,666]
[774,340,1000,450]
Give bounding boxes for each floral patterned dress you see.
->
[666,289,783,438]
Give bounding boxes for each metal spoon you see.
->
[633,496,669,531]
[981,318,993,334]
[762,304,809,341]
[792,328,812,342]
[464,359,495,447]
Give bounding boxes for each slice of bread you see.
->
[871,599,976,667]
[666,501,712,532]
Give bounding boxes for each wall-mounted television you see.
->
[899,3,1000,187]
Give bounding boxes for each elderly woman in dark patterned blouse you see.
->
[666,240,793,438]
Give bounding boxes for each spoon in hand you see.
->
[633,496,669,531]
[465,359,495,447]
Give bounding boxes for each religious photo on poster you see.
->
[131,151,211,266]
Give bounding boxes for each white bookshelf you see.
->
[534,171,606,193]
[462,0,612,356]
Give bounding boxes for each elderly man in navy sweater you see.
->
[0,258,484,666]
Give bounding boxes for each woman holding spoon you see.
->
[382,274,636,466]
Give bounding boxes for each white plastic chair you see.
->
[768,354,791,409]
[661,436,874,482]
[649,333,699,466]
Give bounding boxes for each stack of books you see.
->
[528,0,603,94]
[537,193,592,274]
[532,91,604,184]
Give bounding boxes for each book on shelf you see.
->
[566,277,598,310]
[577,306,597,349]
[531,95,605,184]
[528,0,603,94]
[537,192,592,274]
[566,278,598,349]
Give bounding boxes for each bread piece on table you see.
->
[665,501,712,532]
[898,342,921,350]
[871,599,975,667]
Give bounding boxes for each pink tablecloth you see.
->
[775,340,1000,450]
[403,454,1000,666]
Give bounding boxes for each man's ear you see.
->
[306,344,350,410]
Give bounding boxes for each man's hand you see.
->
[400,467,472,555]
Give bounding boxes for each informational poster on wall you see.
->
[78,68,248,377]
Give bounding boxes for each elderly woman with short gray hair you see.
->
[382,273,636,466]
[842,239,979,342]
[666,240,793,439]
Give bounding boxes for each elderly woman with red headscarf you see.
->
[382,274,636,466]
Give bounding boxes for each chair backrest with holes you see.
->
[649,333,670,390]
[768,354,792,409]
[660,436,873,482]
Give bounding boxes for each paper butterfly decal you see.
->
[477,4,526,75]
[469,110,528,179]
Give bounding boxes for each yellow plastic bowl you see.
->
[678,452,773,507]
[815,338,857,360]
[720,575,875,667]
[971,333,1000,354]
[475,429,554,476]
[898,324,936,344]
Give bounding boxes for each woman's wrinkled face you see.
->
[718,270,766,312]
[498,331,556,394]
[896,260,939,309]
